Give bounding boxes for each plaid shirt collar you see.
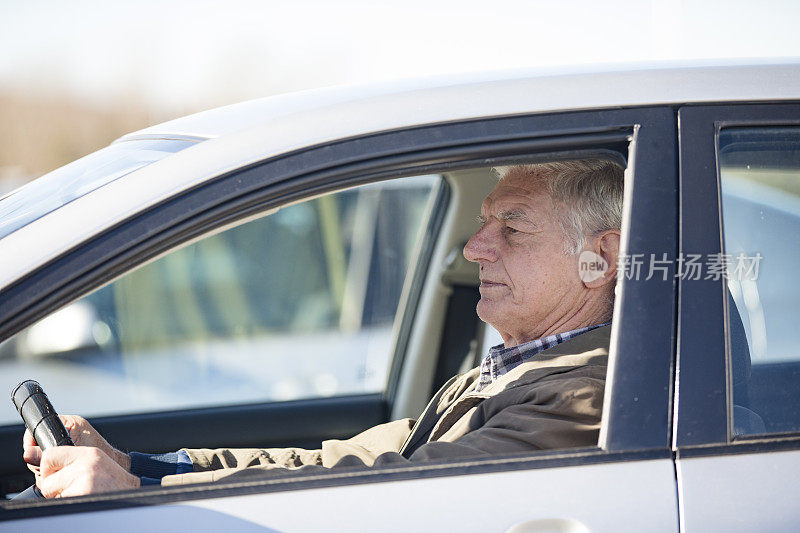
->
[474,322,610,392]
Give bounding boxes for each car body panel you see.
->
[120,61,800,142]
[677,449,800,531]
[0,458,678,532]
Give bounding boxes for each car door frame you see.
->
[1,105,678,519]
[676,102,800,530]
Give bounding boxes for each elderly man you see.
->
[23,159,622,497]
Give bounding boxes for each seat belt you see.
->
[399,374,459,459]
[429,284,481,396]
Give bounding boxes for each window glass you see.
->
[0,139,198,239]
[0,176,439,424]
[719,127,800,435]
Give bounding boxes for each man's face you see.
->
[463,169,586,346]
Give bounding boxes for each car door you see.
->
[2,106,680,531]
[676,103,800,531]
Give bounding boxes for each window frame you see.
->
[676,102,800,452]
[1,105,677,516]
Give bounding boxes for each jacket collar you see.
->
[466,325,611,398]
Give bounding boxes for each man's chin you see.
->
[475,300,500,326]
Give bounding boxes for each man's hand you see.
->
[23,414,130,473]
[37,447,140,498]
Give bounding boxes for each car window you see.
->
[719,126,800,436]
[0,176,439,423]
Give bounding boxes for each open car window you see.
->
[0,176,439,422]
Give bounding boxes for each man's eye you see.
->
[506,226,520,235]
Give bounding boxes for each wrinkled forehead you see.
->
[481,172,556,218]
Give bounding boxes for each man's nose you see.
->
[463,223,498,263]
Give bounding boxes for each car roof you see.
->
[119,59,800,142]
[2,59,800,292]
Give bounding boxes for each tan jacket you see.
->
[162,326,609,486]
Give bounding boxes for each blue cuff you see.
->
[129,450,194,480]
[176,450,193,474]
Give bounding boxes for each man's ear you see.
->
[582,230,621,290]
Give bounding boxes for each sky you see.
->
[2,0,799,116]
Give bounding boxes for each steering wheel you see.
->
[11,380,74,500]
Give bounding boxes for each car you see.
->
[1,60,800,531]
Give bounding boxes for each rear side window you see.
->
[719,126,800,435]
[0,176,439,422]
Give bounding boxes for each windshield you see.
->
[0,138,198,239]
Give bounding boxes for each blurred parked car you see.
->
[1,60,800,531]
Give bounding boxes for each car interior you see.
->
[0,158,625,499]
[391,167,497,420]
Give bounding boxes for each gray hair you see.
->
[494,159,624,254]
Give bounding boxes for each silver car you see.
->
[1,60,800,531]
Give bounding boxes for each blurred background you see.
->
[2,0,799,193]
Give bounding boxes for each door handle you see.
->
[505,518,590,533]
